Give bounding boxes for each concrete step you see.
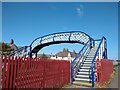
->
[88,54,95,56]
[87,58,93,60]
[89,52,95,53]
[83,62,92,64]
[79,68,96,72]
[91,48,97,50]
[87,56,94,57]
[78,71,91,75]
[89,51,96,53]
[79,69,90,72]
[82,63,91,66]
[84,60,93,62]
[86,57,94,58]
[89,51,96,52]
[82,64,91,67]
[85,58,93,60]
[85,57,93,59]
[80,67,90,69]
[76,75,89,78]
[87,54,93,56]
[74,78,91,82]
[83,62,95,64]
[73,81,92,87]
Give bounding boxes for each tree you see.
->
[0,42,14,56]
[40,53,48,59]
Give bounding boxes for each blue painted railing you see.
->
[89,37,107,87]
[10,46,30,57]
[71,39,93,83]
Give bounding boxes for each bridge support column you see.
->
[105,39,107,59]
[35,53,37,58]
[93,41,95,47]
[29,46,32,58]
[90,38,93,49]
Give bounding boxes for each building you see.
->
[50,48,77,62]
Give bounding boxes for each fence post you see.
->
[13,57,17,88]
[10,56,14,88]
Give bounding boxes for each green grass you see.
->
[114,64,120,68]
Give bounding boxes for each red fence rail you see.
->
[96,59,113,85]
[1,56,70,89]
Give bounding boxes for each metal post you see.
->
[105,40,107,59]
[93,40,95,47]
[35,53,37,58]
[29,46,32,58]
[101,43,103,59]
[102,39,105,58]
[29,46,32,67]
[69,33,71,41]
[90,38,92,49]
[92,65,94,87]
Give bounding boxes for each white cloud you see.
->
[76,5,83,16]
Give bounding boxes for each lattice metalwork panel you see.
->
[31,31,91,51]
[54,33,70,41]
[94,40,101,47]
[70,32,89,44]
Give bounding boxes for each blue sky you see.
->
[2,2,118,60]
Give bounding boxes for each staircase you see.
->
[71,37,107,88]
[73,47,97,87]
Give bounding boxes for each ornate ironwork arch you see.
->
[30,31,93,53]
[10,31,93,57]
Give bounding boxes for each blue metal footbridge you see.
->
[10,31,107,87]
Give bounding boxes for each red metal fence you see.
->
[1,56,70,89]
[96,59,113,85]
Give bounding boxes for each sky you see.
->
[2,2,118,60]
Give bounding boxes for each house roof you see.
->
[37,54,51,58]
[55,48,77,57]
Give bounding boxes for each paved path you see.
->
[64,85,89,88]
[107,66,119,88]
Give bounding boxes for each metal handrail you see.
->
[10,46,30,56]
[73,47,89,77]
[9,46,25,55]
[71,40,91,64]
[89,37,106,87]
[71,39,92,82]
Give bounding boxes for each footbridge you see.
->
[9,31,107,87]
